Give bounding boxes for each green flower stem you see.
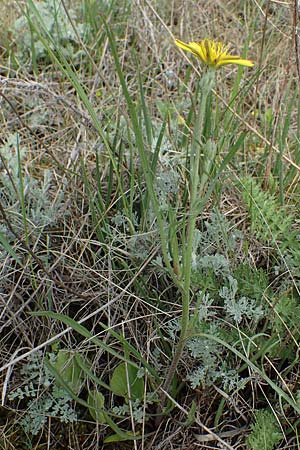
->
[160,69,216,406]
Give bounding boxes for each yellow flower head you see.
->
[175,38,254,68]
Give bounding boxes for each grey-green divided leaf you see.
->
[110,363,144,400]
[87,390,106,424]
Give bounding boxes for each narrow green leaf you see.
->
[198,332,300,414]
[31,311,140,368]
[104,432,138,444]
[0,232,23,267]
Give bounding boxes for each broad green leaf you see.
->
[87,390,106,424]
[110,363,144,400]
[51,350,83,394]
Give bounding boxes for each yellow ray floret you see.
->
[175,38,254,68]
